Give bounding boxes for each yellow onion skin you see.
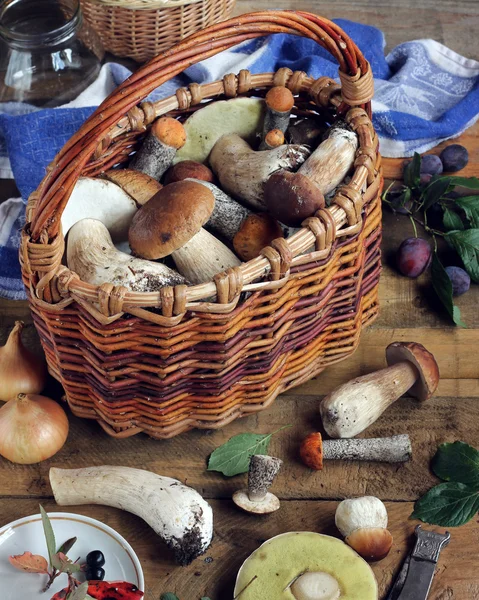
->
[0,394,69,464]
[0,321,47,402]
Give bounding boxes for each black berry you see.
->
[86,566,105,581]
[86,550,105,567]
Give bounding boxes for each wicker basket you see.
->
[80,0,236,62]
[21,11,382,440]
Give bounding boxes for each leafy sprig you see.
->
[383,153,479,325]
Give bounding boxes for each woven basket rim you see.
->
[82,0,202,9]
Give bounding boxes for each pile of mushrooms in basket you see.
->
[65,86,359,291]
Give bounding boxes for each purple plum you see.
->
[396,238,432,278]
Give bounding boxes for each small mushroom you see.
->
[164,160,214,185]
[130,117,186,180]
[232,455,282,514]
[320,342,439,439]
[264,121,358,226]
[259,86,294,150]
[335,497,393,561]
[128,180,241,285]
[300,433,412,470]
[209,133,310,210]
[191,180,284,261]
[101,169,162,206]
[262,128,285,150]
[67,219,185,292]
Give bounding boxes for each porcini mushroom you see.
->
[209,133,310,210]
[320,342,439,439]
[102,169,162,206]
[191,180,284,261]
[300,433,412,470]
[67,219,186,291]
[61,177,138,241]
[164,160,214,185]
[233,455,282,514]
[128,180,241,285]
[130,116,186,180]
[335,496,393,561]
[264,121,358,226]
[259,86,295,150]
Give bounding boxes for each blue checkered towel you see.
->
[1,19,478,299]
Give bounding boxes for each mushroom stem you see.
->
[130,117,186,180]
[172,227,241,285]
[322,434,412,463]
[259,86,295,150]
[321,361,418,439]
[248,455,283,502]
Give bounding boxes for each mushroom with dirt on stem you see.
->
[209,133,310,210]
[300,433,412,470]
[128,180,241,285]
[190,180,284,261]
[67,219,186,292]
[259,86,295,150]
[129,116,186,180]
[320,342,439,439]
[233,455,282,514]
[263,121,358,226]
[335,496,393,561]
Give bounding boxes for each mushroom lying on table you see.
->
[233,455,282,514]
[209,133,310,210]
[128,180,241,285]
[130,116,186,180]
[191,180,283,261]
[320,342,439,438]
[264,121,358,226]
[67,219,186,291]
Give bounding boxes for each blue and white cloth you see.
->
[1,19,478,300]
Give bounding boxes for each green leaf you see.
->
[447,176,479,190]
[40,505,56,569]
[68,582,89,600]
[422,177,452,210]
[455,196,479,228]
[57,537,77,556]
[55,552,81,574]
[207,425,291,477]
[445,229,479,283]
[431,254,466,327]
[160,594,180,600]
[442,207,464,231]
[404,152,421,188]
[433,441,479,488]
[411,482,479,527]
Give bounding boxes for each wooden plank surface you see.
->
[0,1,478,598]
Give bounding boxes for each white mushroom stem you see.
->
[298,122,358,196]
[209,134,310,210]
[320,361,418,439]
[322,435,412,463]
[335,497,388,538]
[49,466,213,566]
[67,219,186,292]
[248,455,282,502]
[61,177,137,241]
[290,572,341,600]
[172,227,241,285]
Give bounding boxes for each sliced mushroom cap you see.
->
[386,341,439,401]
[128,180,215,260]
[102,169,162,206]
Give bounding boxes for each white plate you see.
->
[0,512,144,599]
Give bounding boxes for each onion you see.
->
[0,321,47,401]
[0,394,69,464]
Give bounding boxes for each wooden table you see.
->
[0,1,478,598]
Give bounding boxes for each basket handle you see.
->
[30,10,374,242]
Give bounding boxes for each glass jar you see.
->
[0,0,104,107]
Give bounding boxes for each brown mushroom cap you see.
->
[264,170,325,227]
[264,129,285,148]
[151,117,187,149]
[266,86,295,113]
[233,213,284,261]
[164,160,214,185]
[128,180,215,259]
[386,341,439,401]
[103,169,162,206]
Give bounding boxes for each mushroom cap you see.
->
[386,341,439,401]
[151,117,187,149]
[346,527,393,562]
[335,496,388,538]
[164,160,214,185]
[232,489,280,514]
[264,170,325,227]
[103,169,162,206]
[266,86,295,113]
[300,432,323,470]
[233,213,284,261]
[264,129,285,148]
[128,180,215,259]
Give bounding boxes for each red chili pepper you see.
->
[51,581,144,600]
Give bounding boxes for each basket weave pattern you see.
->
[80,0,236,62]
[21,11,382,439]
